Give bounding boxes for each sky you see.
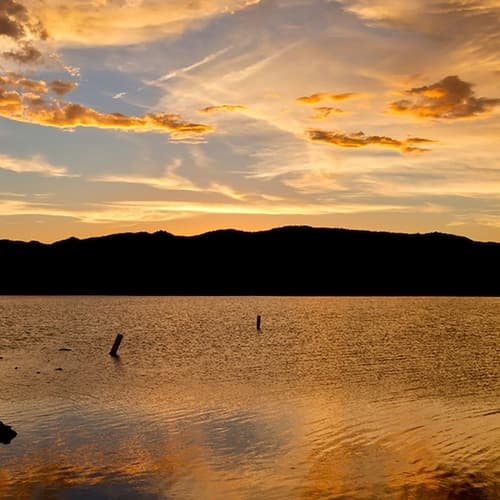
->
[0,0,499,243]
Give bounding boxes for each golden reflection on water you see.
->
[0,296,499,499]
[2,387,498,499]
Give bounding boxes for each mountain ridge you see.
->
[2,225,492,246]
[1,225,499,295]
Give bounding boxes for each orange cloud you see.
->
[307,129,434,153]
[199,104,247,113]
[0,76,213,137]
[0,88,22,114]
[389,75,500,119]
[0,0,47,40]
[0,74,78,97]
[311,107,345,119]
[49,79,78,96]
[24,0,262,47]
[25,103,213,136]
[0,0,47,64]
[297,92,359,104]
[3,42,43,64]
[0,73,46,94]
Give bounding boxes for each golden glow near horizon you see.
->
[0,0,499,242]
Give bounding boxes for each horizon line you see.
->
[3,224,499,246]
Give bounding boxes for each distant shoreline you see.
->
[1,294,499,298]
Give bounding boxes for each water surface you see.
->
[0,296,498,498]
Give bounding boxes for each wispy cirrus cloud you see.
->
[0,153,75,177]
[282,168,343,194]
[389,75,500,119]
[338,1,500,73]
[94,163,256,202]
[338,0,500,38]
[94,159,200,192]
[307,129,434,153]
[0,197,405,225]
[99,199,404,219]
[147,47,231,86]
[24,1,261,47]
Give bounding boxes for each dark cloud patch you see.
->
[0,0,48,64]
[199,104,246,113]
[297,92,359,104]
[0,0,47,39]
[311,107,345,119]
[307,129,434,153]
[0,0,30,39]
[3,43,43,64]
[390,75,500,119]
[0,12,23,38]
[49,80,78,96]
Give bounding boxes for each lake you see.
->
[0,296,498,499]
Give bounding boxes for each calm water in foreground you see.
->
[0,296,498,499]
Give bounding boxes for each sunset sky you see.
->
[0,0,499,242]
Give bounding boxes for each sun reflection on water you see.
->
[0,296,498,499]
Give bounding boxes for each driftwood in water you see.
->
[109,333,124,357]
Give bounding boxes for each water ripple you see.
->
[0,296,498,499]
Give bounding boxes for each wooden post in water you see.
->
[109,333,123,357]
[256,315,261,331]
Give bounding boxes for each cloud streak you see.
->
[199,104,246,114]
[310,107,345,119]
[296,92,359,104]
[0,153,74,177]
[95,168,256,202]
[94,159,200,192]
[307,129,434,153]
[389,75,500,119]
[0,198,405,225]
[148,47,231,85]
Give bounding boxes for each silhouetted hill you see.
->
[1,226,499,295]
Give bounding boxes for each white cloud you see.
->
[146,47,231,86]
[0,153,76,177]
